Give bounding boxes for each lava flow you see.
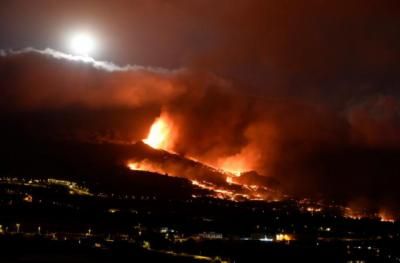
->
[142,113,247,178]
[127,113,277,201]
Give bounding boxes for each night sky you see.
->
[1,0,400,213]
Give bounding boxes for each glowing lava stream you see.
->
[127,114,267,200]
[140,114,246,177]
[141,114,241,174]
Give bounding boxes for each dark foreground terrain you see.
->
[0,176,399,263]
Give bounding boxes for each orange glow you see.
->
[127,161,147,171]
[306,207,322,213]
[275,233,293,242]
[216,150,258,177]
[127,160,164,174]
[23,194,33,203]
[143,113,175,150]
[226,176,234,184]
[142,113,252,177]
[127,160,243,200]
[126,159,272,202]
[191,179,251,201]
[129,112,279,202]
[380,216,395,223]
[343,207,364,220]
[379,211,395,223]
[218,157,247,176]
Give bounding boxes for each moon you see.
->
[70,32,96,56]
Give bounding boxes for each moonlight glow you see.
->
[70,33,96,56]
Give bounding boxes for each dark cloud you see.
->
[0,48,186,110]
[348,95,400,147]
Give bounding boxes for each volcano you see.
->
[125,141,282,201]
